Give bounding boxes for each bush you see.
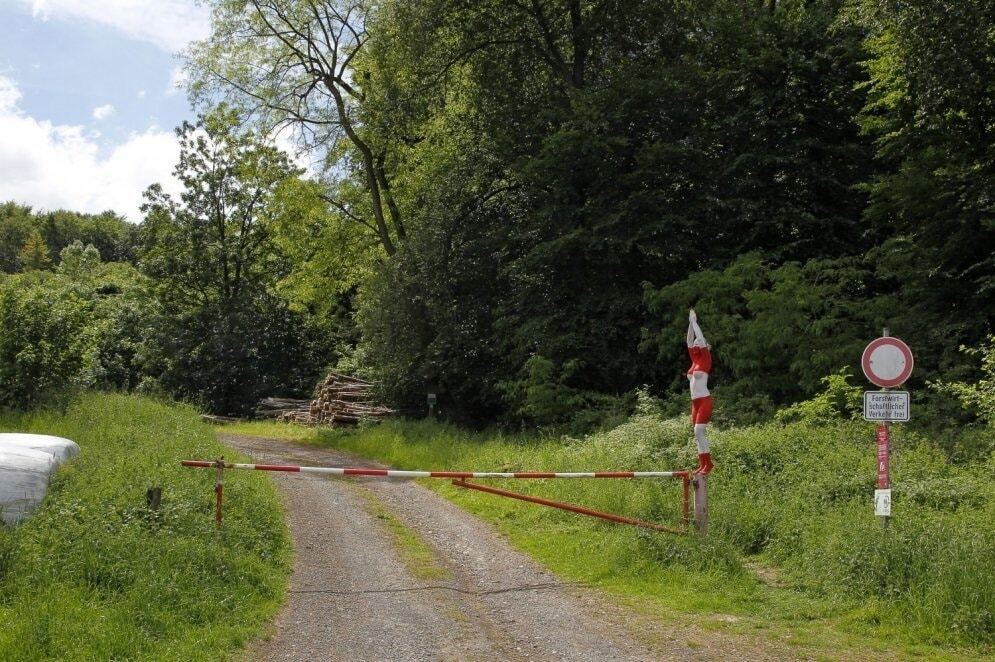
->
[932,335,995,427]
[0,273,98,408]
[497,356,634,432]
[142,292,331,416]
[0,263,154,410]
[775,367,863,425]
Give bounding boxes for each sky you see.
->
[0,0,213,222]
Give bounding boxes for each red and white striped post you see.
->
[182,460,692,533]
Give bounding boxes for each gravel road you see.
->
[221,434,792,662]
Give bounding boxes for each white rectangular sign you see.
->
[874,489,892,517]
[863,391,910,421]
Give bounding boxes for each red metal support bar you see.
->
[452,479,686,535]
[214,458,224,528]
[682,473,690,528]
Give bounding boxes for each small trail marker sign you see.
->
[863,391,910,421]
[874,489,892,517]
[862,336,914,388]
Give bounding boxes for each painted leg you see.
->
[693,424,714,476]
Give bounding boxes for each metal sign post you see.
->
[861,329,913,530]
[878,414,892,532]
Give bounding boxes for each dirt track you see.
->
[221,434,794,662]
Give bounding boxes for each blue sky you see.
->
[0,0,212,221]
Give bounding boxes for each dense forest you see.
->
[2,0,993,431]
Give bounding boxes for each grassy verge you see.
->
[225,416,994,660]
[0,393,291,661]
[353,487,451,582]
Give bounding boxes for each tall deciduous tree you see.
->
[353,0,876,421]
[140,108,332,414]
[187,0,405,256]
[858,0,995,354]
[0,202,34,273]
[141,108,297,306]
[18,229,51,271]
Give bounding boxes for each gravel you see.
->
[221,434,793,662]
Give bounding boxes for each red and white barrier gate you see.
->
[181,459,700,534]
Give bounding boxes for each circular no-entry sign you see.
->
[862,337,914,388]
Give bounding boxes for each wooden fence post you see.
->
[693,474,708,535]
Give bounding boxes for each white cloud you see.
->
[92,103,115,120]
[0,74,181,222]
[166,65,188,96]
[136,89,146,99]
[0,76,22,112]
[27,0,210,52]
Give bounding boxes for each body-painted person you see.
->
[687,309,714,476]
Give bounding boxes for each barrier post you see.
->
[214,457,224,528]
[692,474,707,534]
[682,474,690,528]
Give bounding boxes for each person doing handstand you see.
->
[687,309,714,476]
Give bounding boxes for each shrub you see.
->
[775,367,863,424]
[0,273,98,408]
[0,264,154,409]
[932,335,995,426]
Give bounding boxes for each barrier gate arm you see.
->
[181,460,693,533]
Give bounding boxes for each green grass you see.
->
[226,417,994,660]
[354,487,451,582]
[217,419,317,443]
[0,393,291,661]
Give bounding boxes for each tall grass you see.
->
[0,394,290,661]
[237,413,994,652]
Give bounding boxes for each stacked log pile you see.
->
[277,372,393,426]
[255,397,310,419]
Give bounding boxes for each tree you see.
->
[18,229,51,271]
[140,108,332,414]
[141,108,298,307]
[642,253,882,420]
[187,0,405,256]
[0,202,34,273]
[858,0,995,358]
[349,0,877,423]
[1,203,140,273]
[57,241,102,280]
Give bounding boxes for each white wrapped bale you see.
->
[0,433,79,463]
[0,433,80,525]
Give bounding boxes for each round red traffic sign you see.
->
[862,337,914,388]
